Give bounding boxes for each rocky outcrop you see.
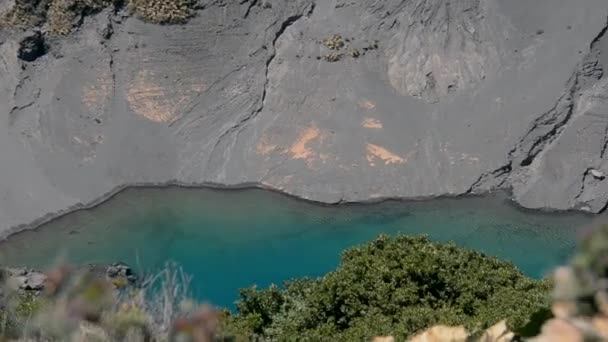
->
[2,267,47,292]
[0,0,608,237]
[0,263,138,294]
[470,16,608,212]
[384,0,502,103]
[86,262,139,287]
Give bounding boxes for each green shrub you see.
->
[224,234,552,340]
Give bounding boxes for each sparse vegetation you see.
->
[319,33,378,62]
[324,51,343,62]
[0,0,49,29]
[47,0,116,35]
[0,0,196,34]
[0,0,120,34]
[323,34,345,50]
[128,0,196,24]
[0,262,219,341]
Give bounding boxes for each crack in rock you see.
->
[575,167,594,201]
[243,0,259,18]
[515,75,579,168]
[602,124,608,159]
[510,16,607,166]
[466,161,512,194]
[206,2,315,176]
[9,100,36,118]
[469,17,608,195]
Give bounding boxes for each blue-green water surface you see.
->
[0,187,599,308]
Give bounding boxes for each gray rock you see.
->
[591,169,605,180]
[0,263,137,294]
[2,267,47,292]
[1,0,608,238]
[105,262,138,286]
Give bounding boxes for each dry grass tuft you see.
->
[128,0,196,24]
[0,0,118,35]
[0,262,218,341]
[0,0,50,29]
[0,0,196,34]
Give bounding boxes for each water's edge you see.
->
[1,180,595,242]
[0,184,597,307]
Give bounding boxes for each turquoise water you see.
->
[0,187,599,308]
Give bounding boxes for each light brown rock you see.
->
[409,325,468,342]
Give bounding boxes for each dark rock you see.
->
[99,21,114,41]
[105,262,138,286]
[591,169,606,180]
[0,262,138,295]
[17,31,47,62]
[85,262,138,287]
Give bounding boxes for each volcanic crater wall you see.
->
[1,0,608,236]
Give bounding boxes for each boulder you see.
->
[17,30,47,62]
[2,267,47,292]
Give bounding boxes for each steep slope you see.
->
[0,0,607,236]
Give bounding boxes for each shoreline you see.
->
[0,181,598,243]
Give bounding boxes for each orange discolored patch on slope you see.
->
[127,69,206,123]
[256,135,278,156]
[359,99,377,110]
[362,117,383,129]
[82,71,112,112]
[366,143,406,166]
[290,126,321,160]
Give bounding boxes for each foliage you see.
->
[13,231,605,341]
[528,224,608,340]
[224,234,552,340]
[394,223,608,341]
[0,263,218,341]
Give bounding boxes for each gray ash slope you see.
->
[1,0,608,236]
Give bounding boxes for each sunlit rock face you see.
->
[385,0,502,103]
[0,0,608,236]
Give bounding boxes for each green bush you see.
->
[224,234,552,340]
